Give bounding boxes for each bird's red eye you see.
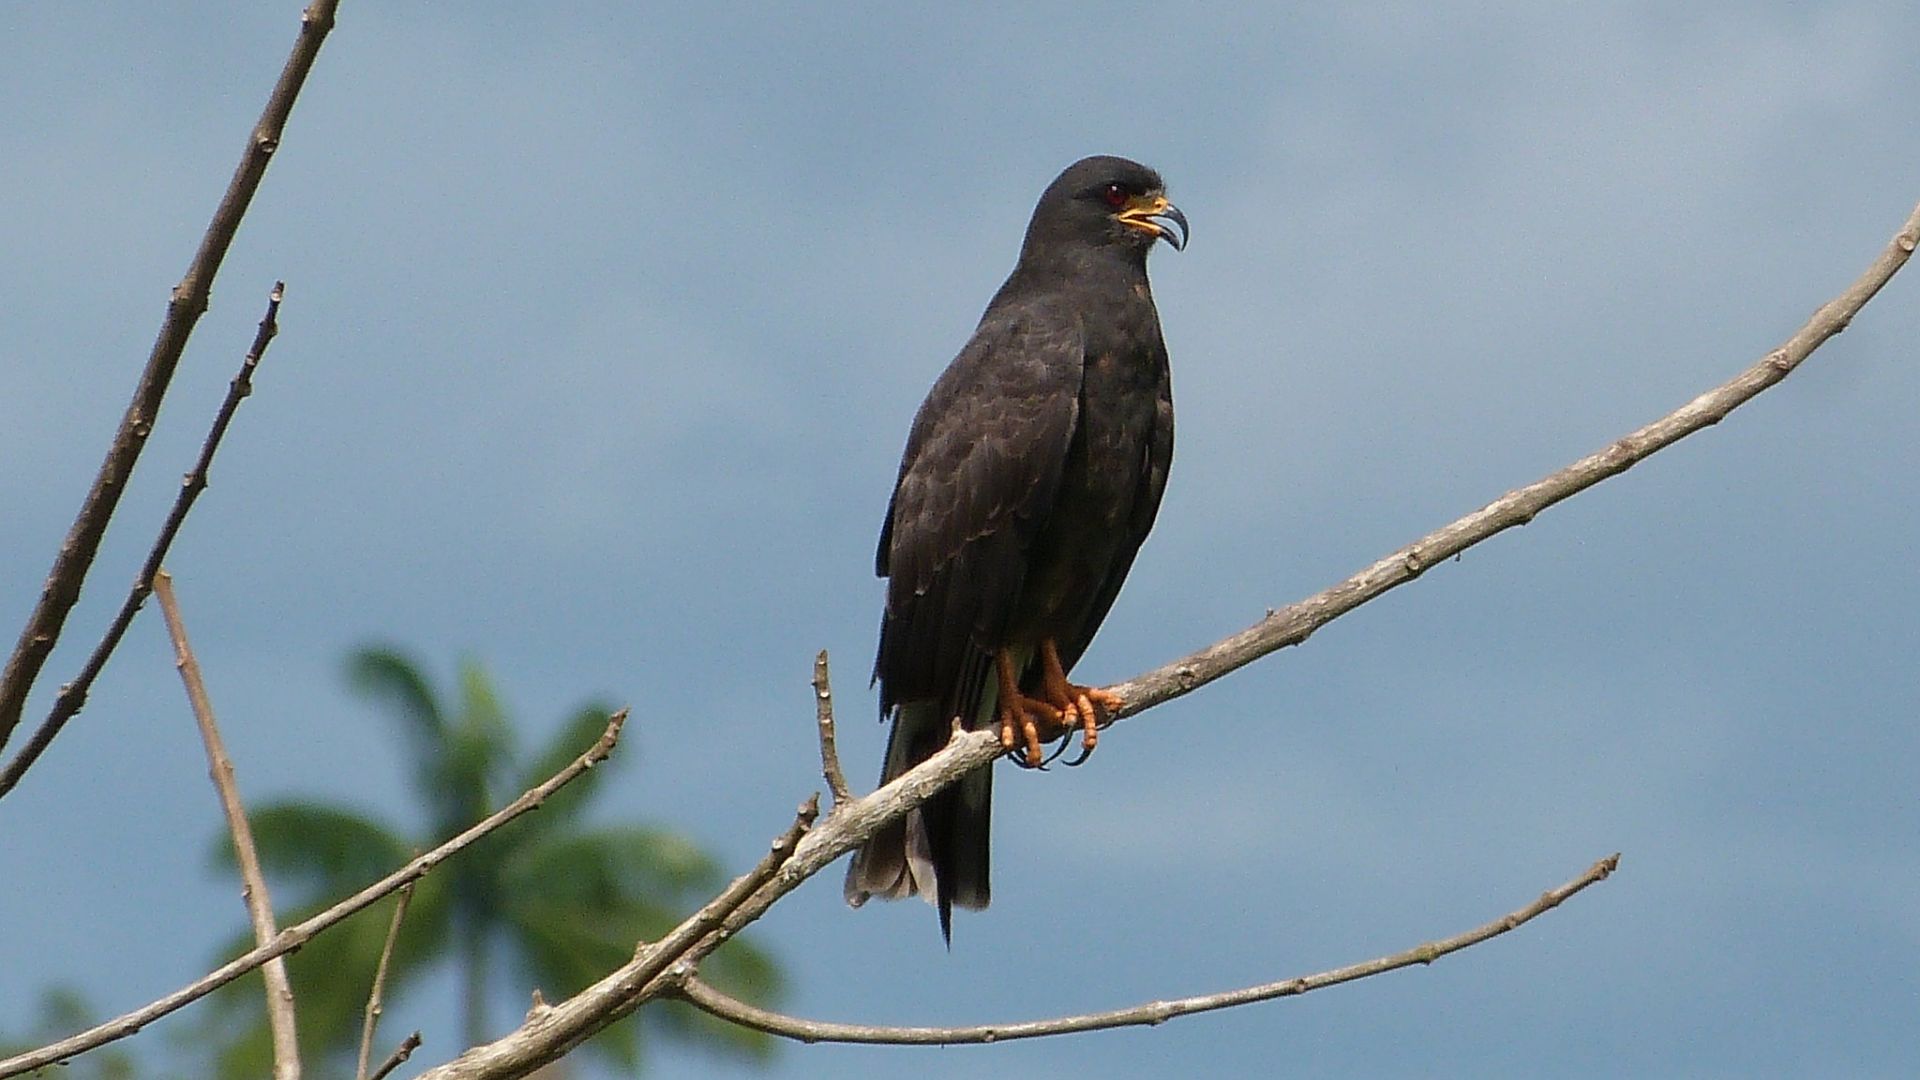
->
[1102,183,1128,209]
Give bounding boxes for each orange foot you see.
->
[995,639,1125,768]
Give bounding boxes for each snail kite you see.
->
[844,155,1186,940]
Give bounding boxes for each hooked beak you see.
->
[1117,192,1189,251]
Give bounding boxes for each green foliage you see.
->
[203,647,783,1077]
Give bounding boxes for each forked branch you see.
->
[0,0,336,766]
[0,275,289,798]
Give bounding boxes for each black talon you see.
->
[1006,741,1049,770]
[1038,730,1075,767]
[1061,738,1095,767]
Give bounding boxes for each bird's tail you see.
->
[843,699,992,943]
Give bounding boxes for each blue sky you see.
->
[3,4,1918,1077]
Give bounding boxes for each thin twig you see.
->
[356,883,415,1080]
[1104,202,1920,723]
[153,569,300,1080]
[406,199,1919,1078]
[0,0,337,763]
[368,1032,423,1080]
[814,650,851,806]
[677,853,1621,1044]
[0,280,289,798]
[0,710,627,1079]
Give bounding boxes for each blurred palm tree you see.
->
[205,647,782,1077]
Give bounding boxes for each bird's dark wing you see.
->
[1054,356,1172,673]
[874,302,1085,723]
[849,304,1083,935]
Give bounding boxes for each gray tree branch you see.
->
[367,1032,422,1080]
[814,650,852,807]
[674,853,1620,1044]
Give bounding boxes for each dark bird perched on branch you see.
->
[845,155,1186,941]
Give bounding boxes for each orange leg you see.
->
[996,649,1059,767]
[994,641,1126,768]
[1037,639,1124,759]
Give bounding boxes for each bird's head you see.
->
[1024,155,1188,260]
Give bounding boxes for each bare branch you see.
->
[1105,202,1920,721]
[356,883,416,1080]
[678,853,1620,1044]
[0,0,338,763]
[368,1032,423,1080]
[0,710,627,1079]
[153,570,301,1079]
[0,280,288,798]
[813,650,851,806]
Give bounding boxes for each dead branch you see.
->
[675,853,1620,1044]
[0,0,336,766]
[813,650,851,806]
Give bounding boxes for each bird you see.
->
[844,155,1186,941]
